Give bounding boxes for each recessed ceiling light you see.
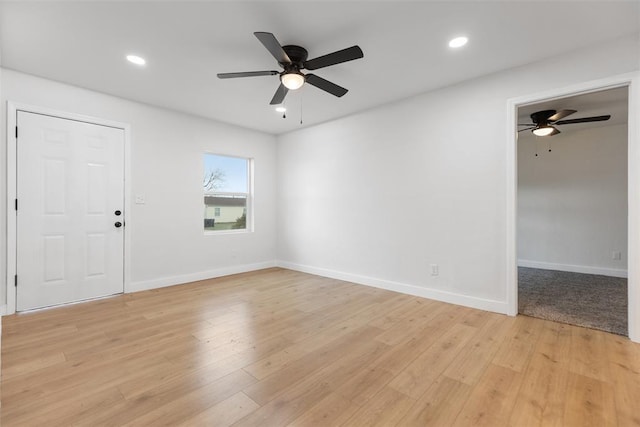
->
[275,106,286,113]
[126,55,146,66]
[448,36,468,48]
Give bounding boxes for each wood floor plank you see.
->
[1,350,66,380]
[443,314,514,385]
[178,392,260,427]
[7,387,125,427]
[493,315,544,372]
[388,322,477,398]
[1,267,639,426]
[342,385,416,426]
[568,325,612,382]
[452,363,523,426]
[563,372,617,427]
[507,320,572,426]
[120,370,257,426]
[398,375,472,426]
[373,298,441,345]
[285,392,361,427]
[367,304,467,376]
[235,331,391,426]
[603,333,640,426]
[242,325,385,405]
[243,295,410,381]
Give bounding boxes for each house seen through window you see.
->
[203,153,251,232]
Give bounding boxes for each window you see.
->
[203,153,251,232]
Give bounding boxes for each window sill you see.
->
[204,229,252,236]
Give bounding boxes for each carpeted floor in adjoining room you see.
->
[518,267,628,336]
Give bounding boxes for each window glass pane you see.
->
[203,153,250,232]
[203,154,247,193]
[204,195,247,230]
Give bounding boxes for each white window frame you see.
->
[203,153,253,234]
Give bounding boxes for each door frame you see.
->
[6,102,132,315]
[506,72,640,342]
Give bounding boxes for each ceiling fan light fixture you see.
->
[275,106,286,113]
[533,125,555,137]
[281,72,305,90]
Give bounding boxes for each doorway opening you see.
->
[516,86,628,335]
[506,74,639,342]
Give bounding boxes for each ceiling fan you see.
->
[217,32,363,105]
[518,109,611,137]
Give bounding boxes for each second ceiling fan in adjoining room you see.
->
[518,109,611,137]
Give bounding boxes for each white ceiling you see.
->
[1,1,638,135]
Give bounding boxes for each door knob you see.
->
[114,222,123,228]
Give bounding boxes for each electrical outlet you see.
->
[430,264,439,276]
[612,251,622,260]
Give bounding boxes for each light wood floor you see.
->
[1,268,639,426]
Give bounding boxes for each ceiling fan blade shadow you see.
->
[254,32,291,65]
[548,109,576,122]
[305,74,348,97]
[270,83,289,105]
[555,115,611,125]
[217,71,279,79]
[304,46,363,70]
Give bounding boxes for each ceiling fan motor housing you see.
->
[282,45,308,70]
[530,109,556,125]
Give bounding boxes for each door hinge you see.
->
[15,198,18,211]
[15,275,18,287]
[15,126,18,139]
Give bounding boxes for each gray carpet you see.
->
[518,267,627,336]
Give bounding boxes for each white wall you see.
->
[1,69,278,310]
[518,124,628,277]
[276,34,639,313]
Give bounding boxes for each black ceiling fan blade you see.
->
[547,109,577,122]
[548,127,561,136]
[254,32,291,65]
[304,46,363,70]
[554,115,611,125]
[305,74,348,97]
[217,71,279,79]
[269,83,289,105]
[518,127,535,132]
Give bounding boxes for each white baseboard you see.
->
[276,260,509,315]
[518,259,628,278]
[127,261,277,293]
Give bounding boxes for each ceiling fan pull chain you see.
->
[300,91,304,125]
[282,100,287,119]
[548,140,552,152]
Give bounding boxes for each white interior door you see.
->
[16,111,125,311]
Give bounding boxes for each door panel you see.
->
[17,111,125,311]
